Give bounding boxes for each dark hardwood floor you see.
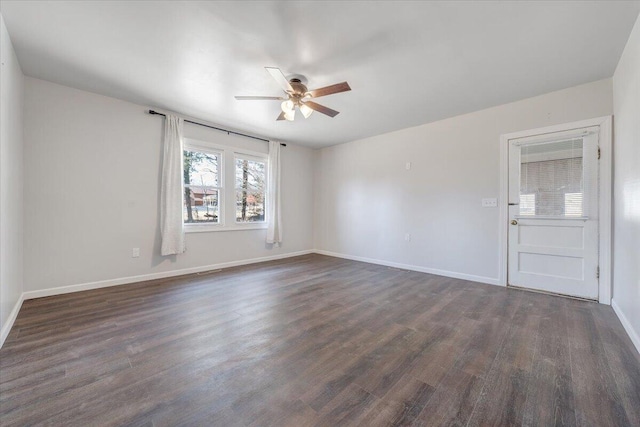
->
[1,254,639,426]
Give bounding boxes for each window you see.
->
[564,192,583,216]
[235,155,266,223]
[519,138,584,217]
[182,139,268,231]
[519,194,536,216]
[183,148,222,224]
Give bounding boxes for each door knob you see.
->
[511,220,518,225]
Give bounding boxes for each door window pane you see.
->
[520,139,584,217]
[564,193,583,217]
[519,194,536,216]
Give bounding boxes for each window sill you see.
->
[185,223,268,233]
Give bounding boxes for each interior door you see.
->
[507,127,599,299]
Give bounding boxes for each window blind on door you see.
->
[519,138,584,217]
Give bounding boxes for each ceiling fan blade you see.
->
[307,82,351,98]
[303,101,340,118]
[265,67,294,93]
[276,111,287,121]
[235,96,285,100]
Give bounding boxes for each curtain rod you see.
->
[148,110,286,146]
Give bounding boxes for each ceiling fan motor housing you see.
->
[289,78,309,104]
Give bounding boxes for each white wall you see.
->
[314,79,613,284]
[23,77,314,293]
[0,15,24,341]
[612,14,640,353]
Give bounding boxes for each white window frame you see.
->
[183,138,268,233]
[183,140,224,230]
[234,152,268,225]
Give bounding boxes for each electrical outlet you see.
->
[405,162,411,170]
[482,198,498,208]
[132,248,140,258]
[405,233,411,242]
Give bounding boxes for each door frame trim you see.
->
[498,116,613,304]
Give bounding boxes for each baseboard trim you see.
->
[314,250,501,286]
[22,249,314,301]
[612,299,640,355]
[1,293,24,348]
[23,249,502,301]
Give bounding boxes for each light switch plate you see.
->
[482,198,498,208]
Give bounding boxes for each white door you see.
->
[508,127,600,299]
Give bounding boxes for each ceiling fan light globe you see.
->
[284,109,295,121]
[300,104,313,118]
[281,100,294,113]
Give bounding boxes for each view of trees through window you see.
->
[235,157,266,222]
[182,147,267,226]
[183,150,220,224]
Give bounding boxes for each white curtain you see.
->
[160,115,186,255]
[266,140,282,246]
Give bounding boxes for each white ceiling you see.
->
[2,1,639,148]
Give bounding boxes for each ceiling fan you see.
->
[235,67,351,121]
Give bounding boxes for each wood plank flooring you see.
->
[1,254,639,426]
